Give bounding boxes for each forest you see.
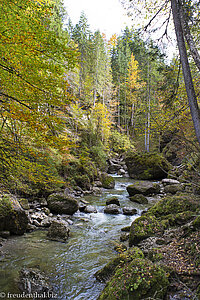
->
[0,0,200,299]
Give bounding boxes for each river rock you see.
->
[93,180,103,187]
[127,181,160,196]
[31,211,48,223]
[84,205,97,213]
[0,194,28,235]
[162,178,180,185]
[18,267,53,294]
[104,204,120,214]
[47,219,70,242]
[129,194,148,204]
[164,184,184,194]
[101,173,115,189]
[122,207,137,215]
[106,197,120,206]
[117,169,126,175]
[92,187,102,195]
[47,193,78,215]
[125,152,171,180]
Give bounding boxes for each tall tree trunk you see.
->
[171,0,200,146]
[179,1,200,72]
[146,59,151,152]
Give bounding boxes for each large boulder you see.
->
[101,173,115,189]
[125,152,171,180]
[47,193,78,215]
[47,219,70,242]
[0,195,28,235]
[98,258,169,300]
[127,181,160,196]
[129,215,165,246]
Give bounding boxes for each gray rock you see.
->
[118,169,126,175]
[84,205,97,213]
[130,194,148,204]
[164,184,184,194]
[104,204,120,214]
[122,207,137,215]
[106,197,120,206]
[92,187,102,195]
[47,219,70,242]
[31,212,48,223]
[127,181,160,196]
[93,181,102,187]
[47,193,78,215]
[162,178,180,185]
[18,267,52,294]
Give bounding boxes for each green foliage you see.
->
[109,130,135,153]
[90,145,107,170]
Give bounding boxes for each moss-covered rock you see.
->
[75,174,91,190]
[129,215,165,246]
[127,181,160,196]
[47,193,78,215]
[106,197,120,206]
[130,194,148,204]
[125,152,171,180]
[148,193,199,217]
[164,184,184,194]
[98,258,169,300]
[95,247,144,283]
[101,173,115,189]
[121,226,131,232]
[0,195,28,235]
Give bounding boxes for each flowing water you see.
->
[0,176,160,300]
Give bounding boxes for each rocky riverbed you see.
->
[0,170,199,299]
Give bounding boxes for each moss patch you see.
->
[98,259,169,300]
[95,247,144,283]
[129,215,165,246]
